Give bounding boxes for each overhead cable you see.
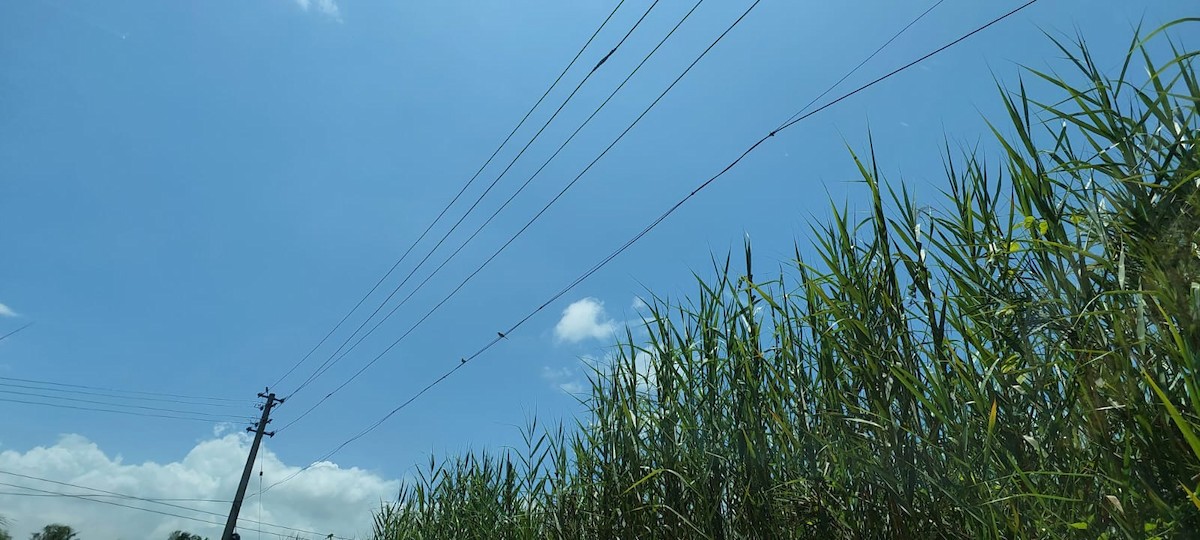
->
[264,0,1039,490]
[0,396,254,424]
[286,0,664,400]
[0,375,248,404]
[0,470,348,539]
[292,0,706,405]
[276,0,744,432]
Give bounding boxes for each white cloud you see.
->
[0,433,397,539]
[0,303,18,317]
[292,0,341,19]
[554,298,616,344]
[631,350,656,391]
[592,350,657,394]
[541,366,584,395]
[628,296,657,329]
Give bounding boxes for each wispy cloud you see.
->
[541,366,584,395]
[629,296,657,329]
[554,298,616,344]
[596,350,656,393]
[292,0,341,20]
[0,303,18,318]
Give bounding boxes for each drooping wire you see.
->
[257,456,264,540]
[0,396,255,424]
[286,0,664,400]
[290,0,706,405]
[0,491,218,499]
[775,0,946,130]
[263,0,1040,490]
[0,375,249,404]
[275,0,750,433]
[0,482,236,534]
[0,380,252,409]
[0,492,230,503]
[0,469,223,510]
[0,388,254,421]
[0,321,33,343]
[269,0,630,392]
[0,469,349,539]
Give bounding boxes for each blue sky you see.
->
[0,0,1190,537]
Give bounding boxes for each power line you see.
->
[257,454,264,540]
[0,321,33,343]
[0,389,254,422]
[0,482,232,533]
[0,492,229,503]
[0,396,253,424]
[291,0,707,406]
[0,470,349,539]
[0,375,248,404]
[275,0,751,433]
[270,0,631,392]
[0,483,331,540]
[286,0,664,401]
[0,380,252,410]
[287,0,949,405]
[264,0,1039,491]
[289,0,943,402]
[775,0,946,129]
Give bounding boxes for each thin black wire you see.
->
[287,0,663,400]
[0,469,233,507]
[0,389,252,421]
[291,0,706,408]
[270,0,630,392]
[0,375,247,404]
[775,0,946,130]
[294,0,940,394]
[0,481,230,533]
[285,0,940,393]
[0,321,33,342]
[264,0,1040,491]
[275,0,743,434]
[257,455,265,540]
[0,478,348,539]
[0,492,230,503]
[0,397,254,424]
[0,380,251,409]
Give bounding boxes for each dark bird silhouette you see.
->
[497,332,507,339]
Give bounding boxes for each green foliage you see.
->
[29,524,77,540]
[166,531,206,540]
[373,21,1199,540]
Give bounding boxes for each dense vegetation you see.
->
[370,23,1198,539]
[28,525,77,540]
[0,523,207,540]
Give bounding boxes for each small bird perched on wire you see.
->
[497,332,507,339]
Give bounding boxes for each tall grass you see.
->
[372,22,1198,539]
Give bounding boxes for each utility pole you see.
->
[222,388,283,540]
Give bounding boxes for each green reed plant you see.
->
[373,21,1198,539]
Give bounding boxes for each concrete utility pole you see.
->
[222,388,283,540]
